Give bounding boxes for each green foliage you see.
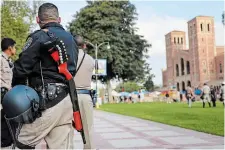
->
[144,74,154,91]
[1,1,42,60]
[115,81,143,92]
[100,102,224,136]
[68,1,151,81]
[154,85,161,90]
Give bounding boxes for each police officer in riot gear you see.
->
[11,3,77,149]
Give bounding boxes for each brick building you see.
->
[162,16,224,91]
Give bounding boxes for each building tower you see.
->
[187,16,216,86]
[165,31,186,87]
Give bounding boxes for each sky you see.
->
[48,0,224,86]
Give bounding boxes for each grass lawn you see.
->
[99,102,224,136]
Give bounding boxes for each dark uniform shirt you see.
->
[12,22,78,87]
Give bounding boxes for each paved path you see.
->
[37,110,224,149]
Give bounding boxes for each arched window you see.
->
[178,37,180,44]
[181,38,183,44]
[190,26,192,33]
[174,37,176,44]
[200,23,203,31]
[177,82,180,91]
[187,81,191,87]
[176,64,179,76]
[220,63,223,73]
[182,81,185,91]
[186,61,190,74]
[207,24,210,31]
[181,58,184,75]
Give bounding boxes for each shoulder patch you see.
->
[22,37,33,51]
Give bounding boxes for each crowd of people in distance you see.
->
[165,82,225,108]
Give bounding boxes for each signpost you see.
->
[93,59,107,76]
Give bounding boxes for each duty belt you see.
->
[35,83,68,110]
[77,89,91,95]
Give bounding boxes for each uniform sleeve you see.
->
[0,58,5,87]
[0,58,10,89]
[12,34,41,86]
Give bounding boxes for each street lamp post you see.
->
[85,41,110,104]
[95,43,98,103]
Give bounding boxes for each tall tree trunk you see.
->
[107,79,113,103]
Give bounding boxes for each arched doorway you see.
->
[176,64,179,76]
[182,81,185,91]
[177,82,180,91]
[220,63,223,73]
[186,61,190,74]
[187,80,191,87]
[181,58,184,75]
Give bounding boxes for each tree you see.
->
[154,85,160,90]
[68,1,152,101]
[1,0,42,60]
[68,1,151,81]
[143,75,154,91]
[115,81,143,93]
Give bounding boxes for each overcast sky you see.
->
[48,0,224,86]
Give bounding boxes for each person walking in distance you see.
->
[74,35,95,149]
[220,82,225,106]
[186,85,193,108]
[201,83,211,108]
[210,85,217,107]
[165,91,170,103]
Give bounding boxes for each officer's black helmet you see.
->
[2,85,40,124]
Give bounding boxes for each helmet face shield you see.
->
[2,85,40,124]
[5,107,36,124]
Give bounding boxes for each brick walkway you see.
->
[36,110,224,149]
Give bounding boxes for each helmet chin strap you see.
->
[14,123,23,149]
[5,118,17,149]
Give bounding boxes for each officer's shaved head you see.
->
[75,35,84,47]
[38,3,59,22]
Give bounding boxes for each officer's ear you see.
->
[8,46,13,51]
[57,17,61,23]
[36,17,40,24]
